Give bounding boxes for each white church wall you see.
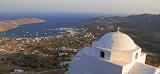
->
[131,48,141,62]
[69,59,82,74]
[111,51,132,63]
[98,49,111,60]
[82,47,99,58]
[131,48,147,64]
[155,69,160,74]
[81,53,122,74]
[122,48,146,74]
[122,61,136,74]
[92,41,97,48]
[137,53,146,64]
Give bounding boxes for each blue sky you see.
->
[1,0,160,14]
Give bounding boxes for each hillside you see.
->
[85,14,160,53]
[0,18,45,32]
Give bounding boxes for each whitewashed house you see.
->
[66,29,160,74]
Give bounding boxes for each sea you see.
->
[0,12,120,38]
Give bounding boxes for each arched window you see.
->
[135,53,138,59]
[100,51,105,58]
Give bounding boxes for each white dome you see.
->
[93,31,137,51]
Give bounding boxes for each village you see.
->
[0,30,95,74]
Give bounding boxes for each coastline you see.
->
[0,18,45,32]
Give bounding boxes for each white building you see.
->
[66,30,160,74]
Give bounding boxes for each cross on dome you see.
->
[117,26,120,32]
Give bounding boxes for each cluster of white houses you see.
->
[66,29,160,74]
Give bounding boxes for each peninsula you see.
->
[0,18,45,32]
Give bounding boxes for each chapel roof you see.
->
[93,30,137,51]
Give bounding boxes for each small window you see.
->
[100,51,105,58]
[135,53,138,59]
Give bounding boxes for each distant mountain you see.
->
[84,14,160,54]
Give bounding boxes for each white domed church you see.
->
[66,29,160,74]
